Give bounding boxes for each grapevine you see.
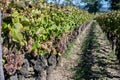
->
[1,0,94,79]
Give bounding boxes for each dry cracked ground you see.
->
[26,21,120,80]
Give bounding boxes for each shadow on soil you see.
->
[73,23,120,80]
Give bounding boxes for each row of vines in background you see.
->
[1,0,94,80]
[95,11,120,63]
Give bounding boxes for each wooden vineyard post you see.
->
[0,10,5,80]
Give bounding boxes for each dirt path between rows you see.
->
[73,21,120,80]
[48,22,93,80]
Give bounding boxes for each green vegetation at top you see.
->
[2,0,94,55]
[95,11,120,35]
[111,0,120,10]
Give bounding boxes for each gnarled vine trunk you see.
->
[0,10,5,80]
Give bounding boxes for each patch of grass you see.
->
[108,51,116,60]
[102,32,110,45]
[95,47,100,52]
[99,77,108,80]
[65,41,74,58]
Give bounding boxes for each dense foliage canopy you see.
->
[95,11,120,35]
